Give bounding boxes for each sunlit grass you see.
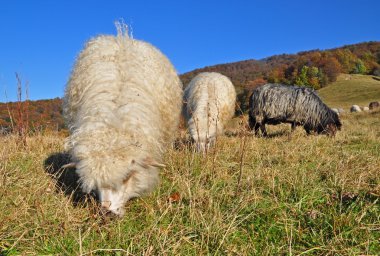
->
[0,110,379,255]
[319,74,380,109]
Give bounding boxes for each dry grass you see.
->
[1,110,379,255]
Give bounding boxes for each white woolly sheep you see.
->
[350,105,362,113]
[363,106,370,111]
[63,28,183,216]
[183,72,236,152]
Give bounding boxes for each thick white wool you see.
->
[63,32,182,213]
[183,72,236,151]
[350,105,362,112]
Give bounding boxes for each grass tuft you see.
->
[1,111,379,255]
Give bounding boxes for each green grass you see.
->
[1,110,379,255]
[1,76,380,255]
[319,74,380,109]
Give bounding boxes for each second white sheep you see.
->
[183,72,236,152]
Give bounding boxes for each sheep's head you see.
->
[66,156,163,217]
[324,123,338,137]
[98,186,128,216]
[317,111,342,136]
[97,156,164,217]
[329,114,342,136]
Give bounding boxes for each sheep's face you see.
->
[319,122,341,136]
[98,186,127,216]
[318,113,342,136]
[96,172,142,217]
[96,157,163,217]
[324,123,338,136]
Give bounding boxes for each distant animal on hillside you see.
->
[369,101,380,110]
[248,84,341,136]
[183,72,236,152]
[63,25,183,216]
[350,105,362,113]
[363,106,370,111]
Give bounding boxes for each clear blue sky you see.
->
[0,0,379,101]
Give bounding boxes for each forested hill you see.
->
[180,41,380,110]
[0,98,64,133]
[0,41,379,131]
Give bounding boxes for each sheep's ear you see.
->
[60,162,76,169]
[141,156,166,168]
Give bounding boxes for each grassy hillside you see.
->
[1,45,380,254]
[1,73,379,132]
[1,41,379,130]
[319,74,380,109]
[180,41,380,110]
[1,110,379,255]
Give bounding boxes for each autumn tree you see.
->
[295,66,309,86]
[353,59,367,74]
[267,66,285,83]
[333,49,357,73]
[320,56,341,83]
[239,78,267,112]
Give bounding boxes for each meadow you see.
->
[0,75,379,255]
[319,74,380,109]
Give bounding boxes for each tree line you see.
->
[0,42,379,131]
[180,41,380,111]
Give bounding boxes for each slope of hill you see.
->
[319,74,380,109]
[1,75,379,132]
[181,41,380,88]
[0,42,379,131]
[180,41,380,110]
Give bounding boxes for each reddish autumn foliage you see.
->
[0,98,65,133]
[0,42,378,132]
[180,41,380,111]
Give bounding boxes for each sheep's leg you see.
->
[254,123,261,136]
[248,114,256,130]
[291,122,296,132]
[260,124,267,137]
[304,127,311,135]
[249,115,262,137]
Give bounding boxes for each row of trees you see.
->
[181,41,380,111]
[266,45,380,89]
[0,98,65,134]
[1,42,379,130]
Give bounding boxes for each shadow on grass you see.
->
[224,125,290,139]
[246,130,289,138]
[265,130,290,138]
[43,152,96,206]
